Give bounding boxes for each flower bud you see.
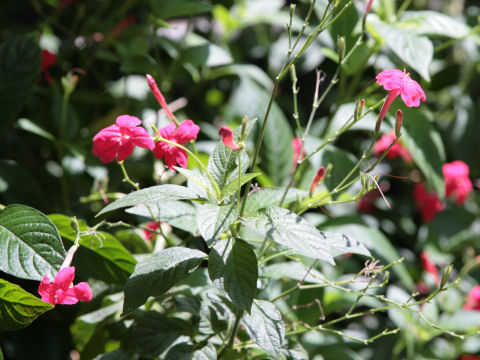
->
[146,74,175,120]
[337,36,346,61]
[440,264,452,289]
[219,126,240,150]
[310,166,326,195]
[395,109,403,138]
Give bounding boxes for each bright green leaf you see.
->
[192,343,217,360]
[174,167,219,199]
[16,118,55,141]
[152,0,212,19]
[399,11,471,39]
[197,204,237,246]
[243,187,307,215]
[220,173,260,201]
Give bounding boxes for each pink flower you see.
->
[358,191,378,213]
[413,183,444,223]
[38,266,92,306]
[310,166,326,194]
[153,120,200,170]
[92,115,154,163]
[146,74,175,121]
[420,251,440,287]
[292,138,305,169]
[376,69,426,120]
[143,221,160,241]
[41,49,57,84]
[443,160,473,205]
[463,286,480,311]
[219,126,240,150]
[373,133,412,162]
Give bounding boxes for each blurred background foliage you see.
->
[0,0,480,359]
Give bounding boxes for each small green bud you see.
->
[395,109,403,138]
[440,264,452,289]
[70,216,79,233]
[337,36,346,61]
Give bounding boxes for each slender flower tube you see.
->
[38,267,92,306]
[146,74,175,121]
[291,137,305,171]
[219,126,240,150]
[310,166,326,195]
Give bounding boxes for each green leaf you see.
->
[125,200,198,234]
[399,107,445,198]
[0,278,53,331]
[323,231,371,257]
[220,173,260,201]
[264,262,324,284]
[0,33,42,126]
[93,349,135,360]
[16,118,55,141]
[325,103,377,137]
[438,311,480,332]
[153,0,212,19]
[165,342,194,360]
[181,34,232,67]
[242,299,285,358]
[241,207,334,264]
[174,167,219,199]
[49,214,136,284]
[0,204,65,281]
[399,11,471,39]
[320,145,357,194]
[370,19,433,81]
[208,239,258,312]
[243,187,307,215]
[96,184,200,217]
[197,204,237,246]
[123,247,207,315]
[192,343,217,360]
[128,311,191,357]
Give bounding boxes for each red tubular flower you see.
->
[292,137,305,169]
[443,160,473,205]
[219,126,240,150]
[41,49,57,84]
[38,267,92,306]
[143,221,160,241]
[413,183,444,223]
[420,251,440,287]
[92,115,154,163]
[463,286,480,311]
[373,133,412,162]
[310,166,326,194]
[376,69,426,121]
[146,74,175,121]
[153,120,200,170]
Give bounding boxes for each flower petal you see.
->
[54,267,75,290]
[116,115,142,128]
[174,120,200,143]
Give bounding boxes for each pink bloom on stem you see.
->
[358,191,378,213]
[413,182,444,223]
[292,137,305,168]
[219,126,240,150]
[310,166,326,194]
[92,115,154,163]
[143,221,160,242]
[146,74,175,121]
[373,133,412,162]
[38,266,92,306]
[443,160,473,205]
[420,251,440,287]
[376,69,426,121]
[463,285,480,311]
[41,49,57,84]
[153,120,200,170]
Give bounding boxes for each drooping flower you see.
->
[153,120,200,170]
[146,74,175,120]
[292,137,305,169]
[420,251,440,287]
[38,266,92,306]
[219,126,240,150]
[376,69,426,121]
[143,221,160,242]
[413,183,444,223]
[373,133,412,162]
[443,160,473,205]
[463,286,480,311]
[310,166,326,195]
[92,115,154,163]
[41,49,57,84]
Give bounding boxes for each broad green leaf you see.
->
[400,11,471,39]
[174,167,219,199]
[370,19,433,81]
[122,247,207,315]
[192,343,217,360]
[243,187,307,215]
[0,33,41,126]
[198,292,235,336]
[438,311,480,332]
[181,34,232,67]
[197,204,237,246]
[264,262,324,284]
[220,173,260,201]
[125,200,198,234]
[323,231,371,257]
[96,184,200,216]
[399,107,445,198]
[242,299,285,358]
[208,239,258,312]
[128,311,191,357]
[49,214,136,285]
[0,278,53,331]
[152,0,212,19]
[0,205,65,281]
[165,342,194,360]
[16,118,55,141]
[241,207,334,264]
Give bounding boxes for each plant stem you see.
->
[218,309,244,358]
[118,161,140,191]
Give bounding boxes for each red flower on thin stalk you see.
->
[41,49,57,84]
[143,221,160,242]
[463,286,480,311]
[310,166,325,195]
[413,182,444,223]
[153,120,200,170]
[146,74,175,121]
[443,160,473,205]
[219,126,240,150]
[38,267,92,306]
[292,137,305,170]
[92,115,154,163]
[376,69,426,121]
[420,251,440,287]
[373,133,412,162]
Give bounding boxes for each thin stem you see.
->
[236,151,242,212]
[118,161,140,191]
[218,309,244,358]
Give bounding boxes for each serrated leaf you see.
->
[0,204,65,281]
[0,278,53,331]
[96,184,200,217]
[220,173,260,201]
[192,343,217,360]
[370,20,433,80]
[399,107,445,198]
[198,292,235,336]
[125,200,198,234]
[208,239,257,311]
[323,231,371,257]
[243,299,285,358]
[123,247,207,315]
[243,187,307,215]
[165,342,194,360]
[241,207,334,264]
[400,11,471,39]
[197,204,237,246]
[0,33,42,126]
[175,167,219,199]
[49,214,136,284]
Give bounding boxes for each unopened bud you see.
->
[146,74,175,121]
[337,36,346,61]
[395,109,403,138]
[356,99,365,119]
[310,166,326,195]
[290,3,296,18]
[70,216,79,233]
[440,264,452,289]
